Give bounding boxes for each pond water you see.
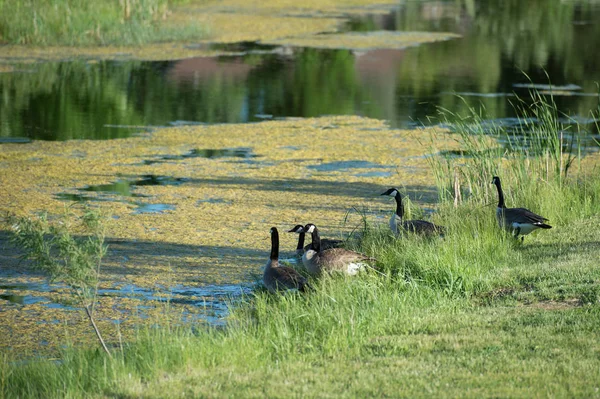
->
[1,0,599,141]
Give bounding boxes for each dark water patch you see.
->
[56,175,188,203]
[55,193,101,202]
[229,159,273,167]
[358,127,389,132]
[143,148,257,164]
[143,159,164,165]
[190,41,279,55]
[82,180,140,197]
[354,171,393,177]
[196,198,232,205]
[0,283,29,290]
[539,91,599,97]
[438,148,504,158]
[308,160,391,172]
[168,120,206,127]
[255,114,273,119]
[0,137,32,144]
[187,148,257,159]
[104,124,157,130]
[0,281,54,293]
[0,294,26,304]
[133,174,190,186]
[133,203,176,214]
[513,83,581,91]
[448,92,516,98]
[0,280,65,307]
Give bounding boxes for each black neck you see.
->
[394,193,404,219]
[270,228,279,260]
[494,179,505,208]
[296,232,305,251]
[310,227,321,252]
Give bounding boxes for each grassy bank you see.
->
[0,0,203,46]
[1,98,600,397]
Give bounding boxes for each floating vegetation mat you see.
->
[262,31,461,50]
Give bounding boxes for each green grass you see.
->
[0,0,203,46]
[2,95,600,397]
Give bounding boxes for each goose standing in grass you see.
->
[263,227,311,293]
[302,223,375,276]
[380,188,445,236]
[288,224,343,256]
[491,176,552,240]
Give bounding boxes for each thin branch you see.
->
[85,305,111,357]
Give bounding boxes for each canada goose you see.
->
[288,224,343,255]
[263,227,311,293]
[380,188,445,236]
[491,176,552,239]
[302,223,375,276]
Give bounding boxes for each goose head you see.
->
[288,225,305,234]
[303,223,317,234]
[491,176,501,185]
[380,188,400,198]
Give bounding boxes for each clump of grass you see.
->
[428,88,599,223]
[7,207,111,355]
[0,0,203,46]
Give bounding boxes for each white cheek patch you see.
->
[390,190,398,197]
[306,225,315,233]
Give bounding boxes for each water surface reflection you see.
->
[0,0,599,141]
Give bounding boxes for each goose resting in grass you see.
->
[380,188,445,237]
[302,223,375,276]
[288,224,343,256]
[263,227,311,293]
[492,176,552,240]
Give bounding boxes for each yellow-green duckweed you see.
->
[263,31,461,50]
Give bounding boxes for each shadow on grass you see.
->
[516,240,600,262]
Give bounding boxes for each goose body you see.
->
[288,224,343,256]
[263,227,310,293]
[301,224,375,276]
[492,176,552,239]
[381,188,445,236]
